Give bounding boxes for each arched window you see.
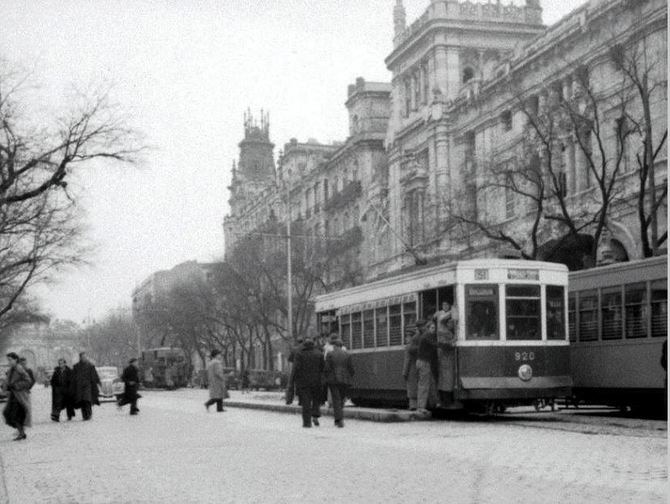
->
[463,67,474,84]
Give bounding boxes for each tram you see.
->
[140,347,189,389]
[315,259,571,412]
[568,256,667,412]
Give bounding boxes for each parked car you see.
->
[247,369,287,391]
[96,366,125,401]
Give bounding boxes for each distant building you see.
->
[0,316,82,381]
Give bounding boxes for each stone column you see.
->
[445,47,460,101]
[434,46,449,97]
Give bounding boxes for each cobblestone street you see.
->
[0,388,666,504]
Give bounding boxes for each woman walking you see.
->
[2,352,32,440]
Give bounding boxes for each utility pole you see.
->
[285,178,293,342]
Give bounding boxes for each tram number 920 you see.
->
[515,352,535,362]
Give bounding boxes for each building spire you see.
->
[394,0,406,37]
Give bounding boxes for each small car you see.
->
[96,366,125,401]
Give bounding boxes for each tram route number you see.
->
[514,351,535,361]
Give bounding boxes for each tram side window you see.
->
[601,289,623,340]
[625,283,647,338]
[546,285,566,340]
[465,284,498,340]
[351,312,362,349]
[568,294,577,342]
[389,305,402,346]
[376,307,389,347]
[363,310,375,348]
[340,314,351,350]
[402,302,417,344]
[651,279,667,338]
[578,291,598,341]
[506,285,541,340]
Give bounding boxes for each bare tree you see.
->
[449,62,635,269]
[610,32,668,256]
[0,60,144,324]
[82,309,137,369]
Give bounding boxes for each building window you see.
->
[323,179,329,201]
[463,66,474,84]
[404,78,411,117]
[501,110,513,132]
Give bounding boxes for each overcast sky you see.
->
[1,0,586,324]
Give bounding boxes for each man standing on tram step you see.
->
[293,338,325,428]
[325,338,354,427]
[402,320,425,411]
[71,352,100,421]
[204,350,227,412]
[118,358,141,415]
[434,301,458,402]
[415,320,439,416]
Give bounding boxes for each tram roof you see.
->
[314,259,567,311]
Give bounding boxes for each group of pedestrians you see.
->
[3,351,143,441]
[402,301,457,416]
[287,334,355,428]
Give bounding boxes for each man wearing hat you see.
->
[118,358,141,415]
[324,337,354,427]
[205,350,227,412]
[402,319,424,411]
[293,338,324,428]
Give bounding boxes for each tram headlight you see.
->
[518,364,533,381]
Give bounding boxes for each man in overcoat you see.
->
[324,338,354,427]
[118,358,141,415]
[71,352,100,421]
[293,338,324,428]
[50,358,75,422]
[204,350,227,412]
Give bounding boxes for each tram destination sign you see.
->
[507,269,539,280]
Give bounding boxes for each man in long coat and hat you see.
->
[71,352,100,421]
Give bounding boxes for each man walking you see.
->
[71,352,100,421]
[204,350,227,412]
[324,338,354,427]
[50,359,75,422]
[118,358,141,415]
[293,338,324,428]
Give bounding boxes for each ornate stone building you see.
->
[223,0,667,361]
[379,0,666,273]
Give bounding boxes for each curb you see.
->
[223,400,415,423]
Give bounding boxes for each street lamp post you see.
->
[285,178,293,342]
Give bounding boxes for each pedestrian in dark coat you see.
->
[2,352,32,440]
[285,338,304,405]
[204,350,227,412]
[118,358,141,415]
[18,357,35,389]
[50,359,75,422]
[324,339,354,427]
[293,338,324,428]
[71,352,100,421]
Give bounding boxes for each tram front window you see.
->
[465,284,498,340]
[546,285,566,340]
[506,285,541,341]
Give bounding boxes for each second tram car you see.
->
[315,259,571,412]
[140,347,189,389]
[568,256,667,412]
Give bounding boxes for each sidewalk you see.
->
[223,390,415,422]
